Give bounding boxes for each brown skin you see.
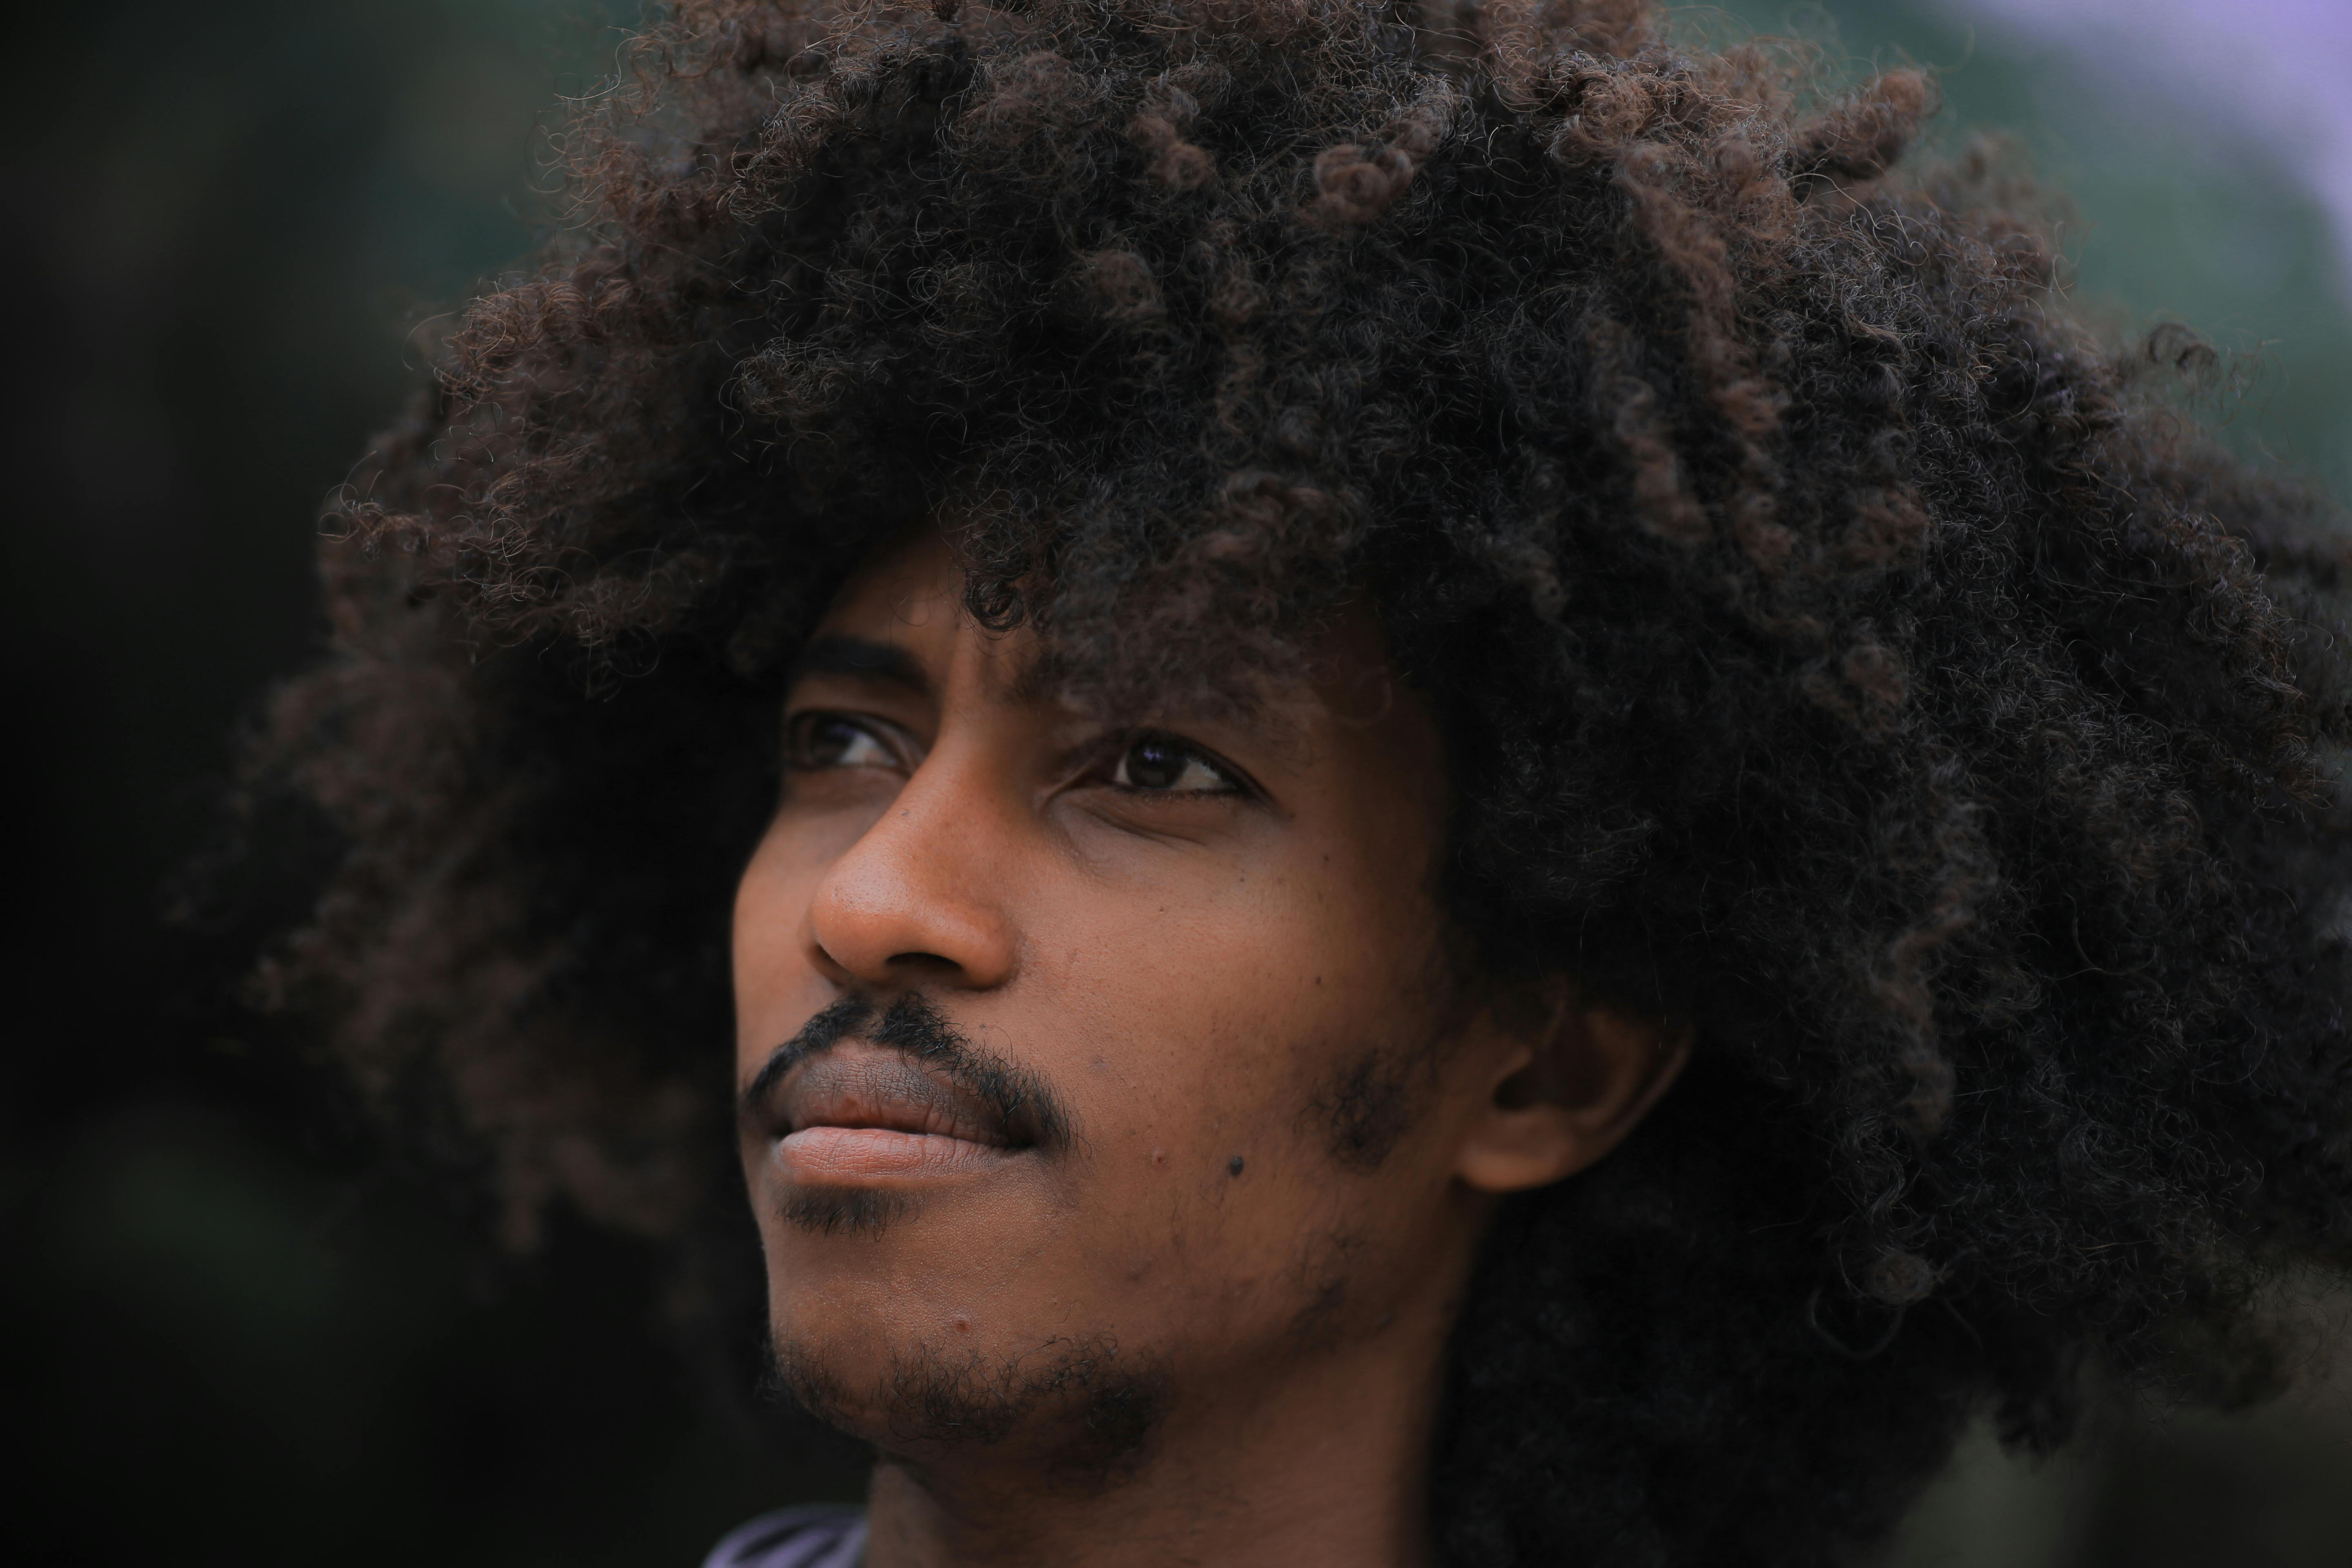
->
[732,531,1686,1568]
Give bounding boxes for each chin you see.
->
[764,1313,896,1441]
[766,1290,1172,1482]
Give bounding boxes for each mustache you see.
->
[740,992,1075,1156]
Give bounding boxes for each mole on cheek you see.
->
[1228,1154,1245,1177]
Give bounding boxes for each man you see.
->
[723,531,1684,1564]
[260,1,2352,1564]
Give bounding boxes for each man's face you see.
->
[731,533,1528,1473]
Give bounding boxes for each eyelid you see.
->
[784,709,923,772]
[1092,728,1261,799]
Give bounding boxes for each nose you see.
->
[802,744,1020,991]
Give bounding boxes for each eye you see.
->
[786,713,904,773]
[1108,733,1240,795]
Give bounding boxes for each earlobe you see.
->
[1453,992,1690,1195]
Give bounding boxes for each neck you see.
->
[859,1310,1452,1568]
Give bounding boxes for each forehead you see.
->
[804,530,1410,723]
[798,529,1447,804]
[820,532,967,640]
[805,530,1042,697]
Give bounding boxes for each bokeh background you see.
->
[4,2,2349,1563]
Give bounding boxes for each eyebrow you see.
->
[787,634,931,697]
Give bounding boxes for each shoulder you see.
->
[699,1504,868,1568]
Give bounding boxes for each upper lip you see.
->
[759,1045,1024,1149]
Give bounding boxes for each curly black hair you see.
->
[252,0,2352,1561]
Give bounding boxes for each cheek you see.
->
[1016,873,1452,1348]
[1042,853,1440,1178]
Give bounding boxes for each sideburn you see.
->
[1301,945,1467,1170]
[1307,1046,1423,1170]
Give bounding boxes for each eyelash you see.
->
[782,713,1252,799]
[1099,731,1247,797]
[784,712,909,773]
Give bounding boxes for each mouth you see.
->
[759,1045,1030,1185]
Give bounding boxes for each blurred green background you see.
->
[2,2,2346,1564]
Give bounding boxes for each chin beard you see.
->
[763,1327,1170,1490]
[781,1184,916,1239]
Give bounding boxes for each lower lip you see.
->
[777,1126,1014,1183]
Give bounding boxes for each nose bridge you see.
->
[804,698,1022,991]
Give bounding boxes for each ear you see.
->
[1452,981,1690,1195]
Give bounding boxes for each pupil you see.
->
[809,718,856,765]
[1128,738,1184,789]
